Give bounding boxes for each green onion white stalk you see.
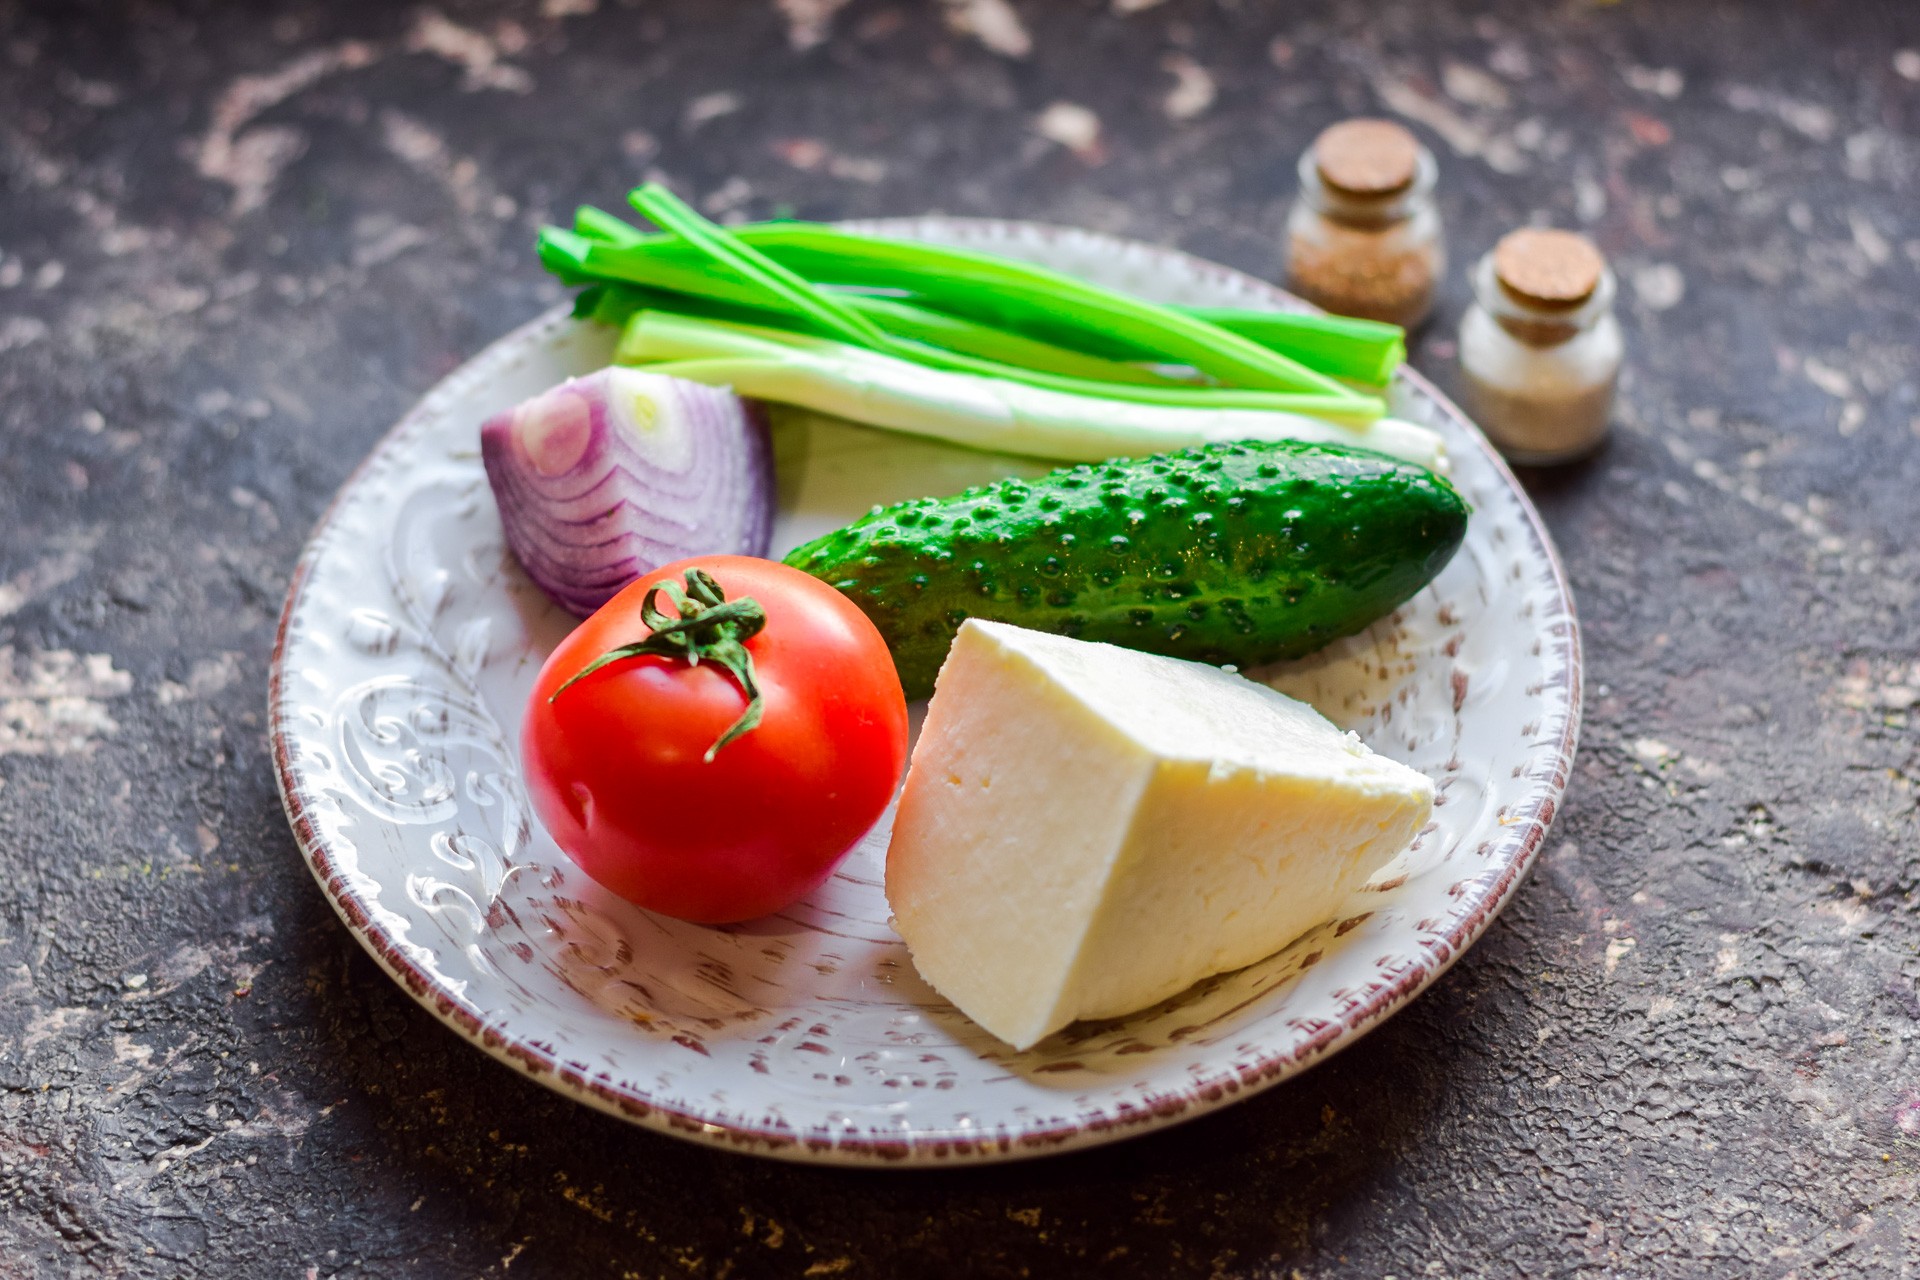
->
[618,312,1447,470]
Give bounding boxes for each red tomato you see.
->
[522,555,908,923]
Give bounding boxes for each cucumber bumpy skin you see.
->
[783,440,1470,700]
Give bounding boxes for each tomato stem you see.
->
[549,568,767,761]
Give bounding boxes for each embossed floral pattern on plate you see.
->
[270,220,1580,1166]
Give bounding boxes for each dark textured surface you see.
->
[3,0,1918,1275]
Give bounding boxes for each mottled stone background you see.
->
[2,0,1918,1276]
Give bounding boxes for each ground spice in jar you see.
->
[1284,120,1445,329]
[1459,228,1623,464]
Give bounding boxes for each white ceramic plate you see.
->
[270,219,1580,1166]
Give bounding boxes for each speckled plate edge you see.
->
[269,218,1581,1166]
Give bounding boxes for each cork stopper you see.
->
[1312,119,1420,197]
[1492,229,1605,309]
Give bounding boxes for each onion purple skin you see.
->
[481,367,775,617]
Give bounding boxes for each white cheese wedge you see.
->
[886,619,1434,1050]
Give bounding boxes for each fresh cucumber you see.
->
[783,440,1469,700]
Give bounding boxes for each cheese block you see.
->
[886,619,1434,1050]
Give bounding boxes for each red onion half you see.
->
[481,367,774,617]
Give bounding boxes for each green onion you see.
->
[550,203,1409,392]
[617,311,1446,468]
[579,193,1365,400]
[536,189,1429,463]
[617,187,1381,415]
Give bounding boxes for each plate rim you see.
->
[269,216,1583,1166]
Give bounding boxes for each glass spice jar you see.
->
[1460,228,1623,465]
[1284,119,1445,329]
